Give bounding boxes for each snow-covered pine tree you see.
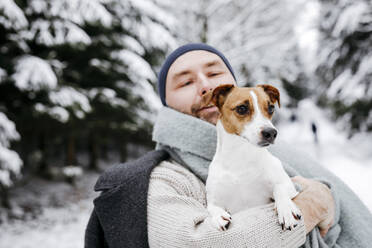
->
[316,0,372,134]
[0,0,176,177]
[0,0,26,202]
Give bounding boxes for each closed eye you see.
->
[208,72,223,77]
[180,81,192,87]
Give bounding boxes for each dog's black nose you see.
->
[261,128,277,144]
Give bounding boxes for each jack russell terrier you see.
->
[205,84,301,231]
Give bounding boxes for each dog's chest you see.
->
[208,163,274,213]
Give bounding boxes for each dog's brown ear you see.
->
[257,84,281,108]
[212,84,235,109]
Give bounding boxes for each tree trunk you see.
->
[38,132,48,175]
[89,134,99,170]
[119,140,127,163]
[66,133,77,165]
[0,187,11,209]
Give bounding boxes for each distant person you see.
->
[85,43,372,248]
[311,122,318,144]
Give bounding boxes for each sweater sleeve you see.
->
[147,161,306,248]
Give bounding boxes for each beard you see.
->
[190,98,219,125]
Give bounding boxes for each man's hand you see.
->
[291,176,335,237]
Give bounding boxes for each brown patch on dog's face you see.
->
[253,87,278,120]
[257,84,280,108]
[211,87,255,135]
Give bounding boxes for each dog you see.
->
[205,84,301,231]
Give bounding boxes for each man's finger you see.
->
[291,176,311,188]
[319,226,330,237]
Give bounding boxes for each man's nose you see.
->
[197,74,213,96]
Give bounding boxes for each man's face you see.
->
[165,50,236,125]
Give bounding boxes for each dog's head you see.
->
[208,84,280,147]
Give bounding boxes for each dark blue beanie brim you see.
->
[158,43,236,106]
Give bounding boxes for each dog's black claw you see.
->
[288,226,292,231]
[225,221,230,229]
[297,214,301,220]
[281,223,284,230]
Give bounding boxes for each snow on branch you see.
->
[333,2,367,36]
[127,0,177,29]
[0,112,20,147]
[12,55,57,91]
[0,112,22,187]
[112,49,156,81]
[22,19,91,46]
[0,0,28,29]
[111,49,161,111]
[28,0,112,27]
[122,16,177,51]
[49,87,92,119]
[34,104,70,123]
[121,35,146,56]
[88,88,129,108]
[0,146,22,187]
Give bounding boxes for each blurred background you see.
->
[0,0,371,247]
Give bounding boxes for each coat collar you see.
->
[93,150,169,248]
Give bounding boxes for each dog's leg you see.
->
[273,183,301,230]
[207,204,232,231]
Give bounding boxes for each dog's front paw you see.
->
[208,205,232,231]
[276,199,301,231]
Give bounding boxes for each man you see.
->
[85,43,372,248]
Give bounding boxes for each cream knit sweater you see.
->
[147,160,306,248]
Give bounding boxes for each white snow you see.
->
[0,172,99,247]
[62,166,83,177]
[0,113,22,186]
[28,0,112,27]
[88,88,129,108]
[0,113,23,187]
[0,146,23,185]
[0,0,28,29]
[112,49,162,111]
[122,35,146,56]
[49,87,92,116]
[0,112,20,147]
[113,49,156,81]
[22,19,91,46]
[34,103,70,123]
[122,17,177,50]
[12,55,58,91]
[127,0,177,29]
[333,2,367,36]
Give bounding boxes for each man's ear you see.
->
[257,84,281,108]
[212,84,235,109]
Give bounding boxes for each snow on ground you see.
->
[0,172,99,248]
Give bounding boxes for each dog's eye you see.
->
[235,104,249,115]
[268,105,275,115]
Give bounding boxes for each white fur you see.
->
[206,91,300,231]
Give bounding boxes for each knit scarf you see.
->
[152,106,216,182]
[152,106,372,248]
